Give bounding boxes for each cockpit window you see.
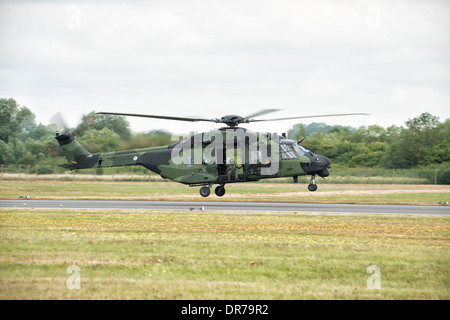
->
[280,139,308,159]
[294,144,309,157]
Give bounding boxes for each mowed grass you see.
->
[0,208,449,299]
[1,181,450,205]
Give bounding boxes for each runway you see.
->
[1,199,449,215]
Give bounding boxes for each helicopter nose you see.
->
[320,155,332,168]
[317,155,331,177]
[312,155,331,167]
[300,153,332,177]
[311,155,332,177]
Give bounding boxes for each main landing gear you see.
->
[199,186,211,197]
[308,175,318,192]
[199,184,226,197]
[215,185,226,197]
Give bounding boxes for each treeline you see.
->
[1,97,449,183]
[288,113,450,169]
[0,98,172,167]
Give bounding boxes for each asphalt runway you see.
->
[1,199,449,215]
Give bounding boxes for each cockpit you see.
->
[279,139,309,160]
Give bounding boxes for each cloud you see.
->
[0,0,449,134]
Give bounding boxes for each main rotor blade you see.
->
[249,113,369,122]
[96,112,216,123]
[243,108,282,120]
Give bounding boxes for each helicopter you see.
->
[54,109,367,197]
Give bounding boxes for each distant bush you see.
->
[37,166,53,174]
[417,163,450,185]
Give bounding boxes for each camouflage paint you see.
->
[56,129,331,186]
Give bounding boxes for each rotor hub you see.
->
[217,115,248,127]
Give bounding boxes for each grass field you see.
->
[0,181,449,300]
[1,181,450,204]
[0,208,448,299]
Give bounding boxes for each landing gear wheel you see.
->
[199,186,210,197]
[215,185,226,197]
[308,175,317,192]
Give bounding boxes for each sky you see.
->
[1,0,449,136]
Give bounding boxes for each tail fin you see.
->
[55,132,90,167]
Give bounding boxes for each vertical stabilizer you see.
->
[55,132,90,165]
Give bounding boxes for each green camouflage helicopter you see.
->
[55,110,367,197]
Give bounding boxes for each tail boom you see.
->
[55,131,171,172]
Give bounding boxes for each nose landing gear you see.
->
[308,175,318,192]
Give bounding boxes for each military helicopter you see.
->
[54,109,367,197]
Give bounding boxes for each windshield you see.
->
[293,143,309,157]
[280,139,309,159]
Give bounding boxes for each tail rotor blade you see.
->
[49,112,70,132]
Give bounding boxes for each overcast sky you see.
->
[1,0,449,135]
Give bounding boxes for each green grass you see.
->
[1,209,449,299]
[1,181,449,299]
[1,181,450,205]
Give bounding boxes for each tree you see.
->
[78,127,122,153]
[385,113,445,168]
[416,119,450,165]
[405,112,439,133]
[0,140,14,165]
[74,111,131,140]
[288,124,307,141]
[0,98,34,142]
[122,130,173,150]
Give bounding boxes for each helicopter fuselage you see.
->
[56,127,331,196]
